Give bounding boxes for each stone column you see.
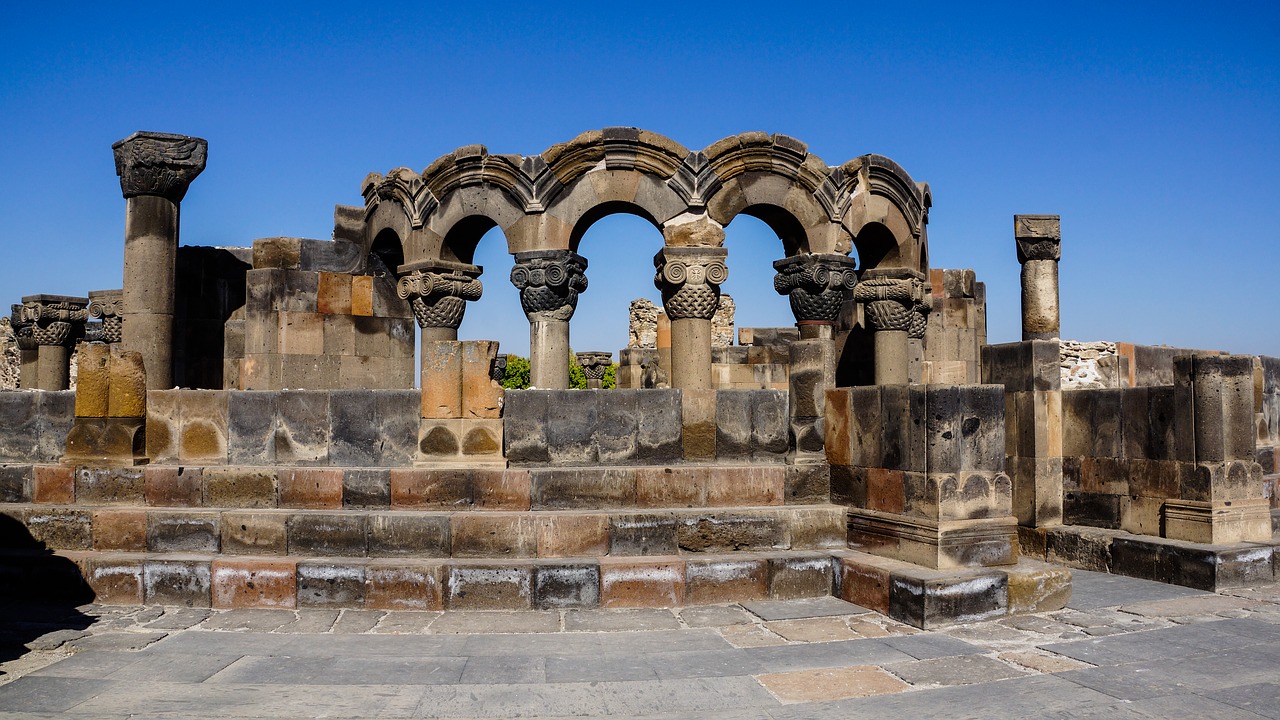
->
[1015,214,1061,341]
[87,289,124,344]
[773,253,858,340]
[575,351,613,389]
[21,295,89,390]
[113,132,207,390]
[397,262,484,386]
[10,304,37,389]
[654,247,728,391]
[853,268,926,385]
[510,250,588,389]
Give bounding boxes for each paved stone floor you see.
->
[2,570,1280,718]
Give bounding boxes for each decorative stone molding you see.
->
[908,293,932,340]
[396,263,483,330]
[20,295,89,347]
[87,289,123,343]
[1014,214,1061,263]
[853,270,926,333]
[9,304,36,352]
[510,250,588,322]
[653,247,728,321]
[772,253,858,324]
[490,354,508,383]
[575,351,613,381]
[112,132,208,203]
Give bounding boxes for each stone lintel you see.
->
[398,257,483,278]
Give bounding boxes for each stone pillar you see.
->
[853,268,926,385]
[510,250,588,389]
[654,247,728,391]
[10,304,37,389]
[773,253,858,341]
[86,289,124,344]
[1015,215,1061,341]
[397,262,484,384]
[575,351,613,389]
[21,295,89,390]
[113,132,207,390]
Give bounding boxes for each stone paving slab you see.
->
[743,596,871,620]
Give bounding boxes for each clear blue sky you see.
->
[2,2,1277,358]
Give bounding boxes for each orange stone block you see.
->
[599,556,685,608]
[92,509,148,551]
[81,556,144,605]
[365,562,445,610]
[278,468,343,509]
[212,558,298,609]
[389,468,471,509]
[866,468,905,514]
[635,467,702,508]
[144,466,203,507]
[32,465,74,504]
[317,272,353,316]
[705,467,784,507]
[840,557,891,615]
[684,558,768,605]
[471,469,531,510]
[351,275,374,317]
[537,513,609,557]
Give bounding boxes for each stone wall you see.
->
[922,269,987,384]
[0,391,74,464]
[0,319,17,390]
[1059,340,1123,389]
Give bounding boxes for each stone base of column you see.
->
[64,417,147,466]
[1163,498,1272,544]
[847,508,1019,569]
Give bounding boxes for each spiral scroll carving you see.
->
[88,296,123,343]
[20,299,89,348]
[773,254,858,323]
[510,251,588,322]
[654,249,728,321]
[397,269,483,330]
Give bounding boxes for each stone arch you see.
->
[840,154,931,273]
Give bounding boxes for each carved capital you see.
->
[490,354,508,383]
[1014,214,1061,263]
[772,253,857,323]
[396,263,483,330]
[654,247,728,321]
[20,295,89,348]
[852,270,926,334]
[9,304,36,352]
[575,351,613,381]
[112,132,208,203]
[87,289,123,343]
[510,250,588,322]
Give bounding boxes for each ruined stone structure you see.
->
[1,130,1277,631]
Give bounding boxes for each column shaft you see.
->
[530,319,570,389]
[874,330,910,385]
[670,317,712,391]
[1020,259,1059,341]
[35,345,69,390]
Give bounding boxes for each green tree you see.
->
[501,354,530,389]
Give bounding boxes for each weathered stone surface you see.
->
[343,468,391,508]
[148,511,220,552]
[296,560,366,607]
[203,467,277,508]
[533,562,600,609]
[275,391,329,465]
[143,558,212,607]
[221,510,288,555]
[610,513,678,555]
[288,513,368,556]
[367,513,450,556]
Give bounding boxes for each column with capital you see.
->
[10,304,37,389]
[575,351,613,389]
[510,250,588,390]
[1015,215,1061,341]
[21,294,89,390]
[113,132,207,389]
[397,261,484,391]
[853,268,927,385]
[654,247,727,391]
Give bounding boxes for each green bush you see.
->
[499,352,617,389]
[501,354,530,389]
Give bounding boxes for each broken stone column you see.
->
[87,289,124,344]
[575,351,612,389]
[21,295,89,390]
[10,304,37,389]
[654,246,728,391]
[397,261,484,389]
[1015,215,1061,341]
[510,250,588,389]
[113,131,208,390]
[853,268,926,385]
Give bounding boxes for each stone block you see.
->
[35,391,74,462]
[75,466,145,505]
[278,468,343,509]
[959,385,1005,471]
[297,560,366,607]
[31,465,73,504]
[145,390,181,463]
[288,513,368,556]
[446,563,533,610]
[752,390,790,461]
[0,464,31,503]
[1063,491,1121,529]
[91,509,147,551]
[888,568,1007,629]
[365,561,444,610]
[784,464,830,504]
[594,389,640,463]
[768,554,834,599]
[682,389,717,461]
[866,468,905,514]
[25,507,92,549]
[610,513,678,555]
[317,272,352,315]
[839,554,892,614]
[830,465,866,507]
[461,340,503,418]
[635,389,683,462]
[471,468,532,510]
[788,507,847,549]
[676,512,786,553]
[389,468,471,508]
[227,391,278,465]
[275,391,329,465]
[536,512,609,556]
[368,513,450,556]
[545,390,597,465]
[421,340,462,419]
[531,467,635,509]
[635,466,703,508]
[924,385,961,474]
[0,392,38,461]
[684,557,768,604]
[1045,525,1112,572]
[705,466,785,507]
[343,468,391,509]
[144,466,203,507]
[221,510,288,555]
[278,312,325,355]
[418,419,463,460]
[147,511,220,552]
[1119,495,1164,536]
[177,390,229,464]
[75,343,111,417]
[143,559,212,607]
[599,556,685,608]
[203,467,277,508]
[461,418,503,458]
[1004,560,1071,613]
[376,390,420,466]
[212,558,298,609]
[501,390,549,463]
[534,562,601,609]
[82,557,145,605]
[450,514,537,558]
[714,391,753,461]
[328,390,378,466]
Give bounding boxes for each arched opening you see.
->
[571,207,667,359]
[368,228,405,281]
[721,209,806,335]
[441,215,499,265]
[456,225,525,354]
[853,222,901,271]
[737,204,808,258]
[568,201,661,253]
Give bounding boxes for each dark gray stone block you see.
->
[636,389,682,463]
[75,466,145,505]
[594,390,639,464]
[367,513,449,556]
[888,569,1007,629]
[376,390,419,466]
[297,561,366,607]
[960,385,1005,472]
[503,390,550,464]
[329,390,378,466]
[143,559,212,607]
[299,238,363,273]
[609,513,677,555]
[25,507,92,549]
[227,391,278,465]
[531,468,635,509]
[288,513,368,556]
[534,562,600,609]
[147,511,220,552]
[0,392,38,461]
[1091,389,1124,458]
[545,390,597,465]
[1064,492,1121,529]
[676,513,786,552]
[751,390,789,461]
[343,468,390,508]
[276,390,329,465]
[879,385,912,470]
[784,463,830,504]
[715,390,754,462]
[925,386,961,474]
[36,391,74,462]
[0,464,31,502]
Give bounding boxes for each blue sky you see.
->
[2,2,1277,357]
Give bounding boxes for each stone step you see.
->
[0,463,833,511]
[0,549,839,611]
[1,504,847,559]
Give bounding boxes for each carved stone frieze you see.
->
[1014,214,1062,263]
[654,247,728,321]
[510,250,588,322]
[575,351,613,381]
[396,264,483,330]
[87,290,123,343]
[490,354,508,383]
[852,270,926,334]
[112,132,208,203]
[19,295,89,348]
[772,253,858,324]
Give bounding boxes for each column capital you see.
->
[1014,214,1061,263]
[9,304,36,351]
[397,261,483,330]
[772,253,857,324]
[575,351,613,380]
[87,289,123,343]
[20,294,89,347]
[112,131,208,203]
[853,268,926,334]
[653,246,728,321]
[510,250,588,322]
